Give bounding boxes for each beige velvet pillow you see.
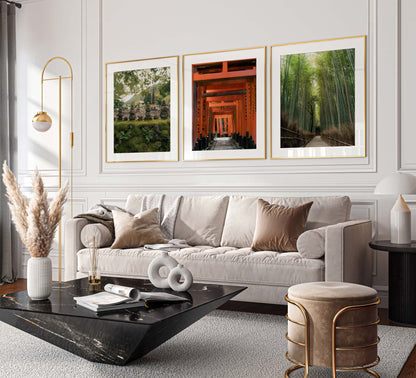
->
[251,199,313,252]
[111,208,166,249]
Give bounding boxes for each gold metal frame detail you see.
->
[269,35,367,160]
[182,46,267,161]
[104,55,179,163]
[40,56,74,282]
[285,294,380,377]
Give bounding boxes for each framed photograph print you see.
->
[183,47,266,161]
[105,56,179,162]
[270,36,366,159]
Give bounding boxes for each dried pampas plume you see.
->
[2,161,68,258]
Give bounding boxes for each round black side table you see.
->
[369,240,416,326]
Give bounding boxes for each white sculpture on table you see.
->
[168,264,193,292]
[148,252,193,292]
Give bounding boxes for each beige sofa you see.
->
[64,194,373,305]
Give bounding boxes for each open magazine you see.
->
[74,284,189,313]
[144,239,190,251]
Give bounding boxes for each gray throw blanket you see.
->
[141,194,182,240]
[75,204,129,236]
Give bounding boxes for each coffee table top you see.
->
[0,276,246,325]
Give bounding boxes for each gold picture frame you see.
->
[105,55,179,163]
[270,36,366,159]
[182,47,266,161]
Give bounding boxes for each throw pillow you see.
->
[174,195,229,247]
[251,199,313,252]
[111,208,166,249]
[80,223,113,248]
[296,226,326,259]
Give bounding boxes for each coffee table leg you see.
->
[389,252,416,325]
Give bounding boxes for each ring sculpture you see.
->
[168,264,193,292]
[148,252,193,291]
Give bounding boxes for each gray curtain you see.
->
[0,1,18,284]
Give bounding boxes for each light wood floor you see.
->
[1,280,415,376]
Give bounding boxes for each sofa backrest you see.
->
[220,196,351,248]
[125,194,351,248]
[125,194,230,247]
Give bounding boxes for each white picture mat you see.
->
[106,56,178,162]
[183,47,266,161]
[271,36,366,159]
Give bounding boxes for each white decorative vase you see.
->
[148,252,178,288]
[168,264,193,292]
[391,195,411,244]
[27,257,52,300]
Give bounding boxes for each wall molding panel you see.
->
[98,0,377,175]
[399,0,416,171]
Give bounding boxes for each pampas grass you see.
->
[2,161,68,258]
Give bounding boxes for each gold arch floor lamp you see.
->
[32,56,74,282]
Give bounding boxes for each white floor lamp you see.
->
[375,173,416,244]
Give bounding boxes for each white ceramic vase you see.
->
[27,257,52,300]
[148,252,178,288]
[391,195,411,244]
[168,264,193,292]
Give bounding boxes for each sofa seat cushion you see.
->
[77,246,324,287]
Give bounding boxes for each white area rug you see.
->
[1,310,415,378]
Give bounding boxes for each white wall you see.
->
[14,0,416,307]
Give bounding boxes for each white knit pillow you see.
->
[296,227,326,259]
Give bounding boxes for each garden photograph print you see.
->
[271,36,366,159]
[106,56,178,162]
[183,47,265,161]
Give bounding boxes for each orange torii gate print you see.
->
[192,59,257,151]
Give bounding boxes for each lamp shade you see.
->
[32,111,52,132]
[374,173,416,195]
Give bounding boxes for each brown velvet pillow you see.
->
[111,208,166,249]
[251,199,313,252]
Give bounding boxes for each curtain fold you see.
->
[0,2,18,284]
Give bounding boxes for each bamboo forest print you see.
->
[280,48,355,149]
[113,67,171,153]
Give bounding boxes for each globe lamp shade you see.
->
[32,111,52,132]
[374,172,416,195]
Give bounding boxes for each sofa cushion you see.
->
[251,200,313,252]
[296,226,326,259]
[267,196,351,229]
[125,194,145,215]
[174,196,229,247]
[221,195,351,248]
[77,246,324,287]
[111,209,166,249]
[221,196,258,248]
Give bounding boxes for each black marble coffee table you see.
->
[0,276,245,365]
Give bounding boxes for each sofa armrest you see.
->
[325,220,372,286]
[64,218,89,281]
